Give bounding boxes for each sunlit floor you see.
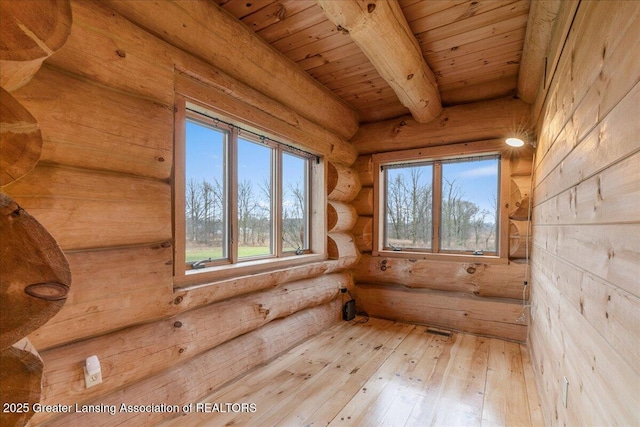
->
[163,317,543,426]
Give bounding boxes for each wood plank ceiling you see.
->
[213,0,530,124]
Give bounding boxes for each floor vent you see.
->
[425,327,453,337]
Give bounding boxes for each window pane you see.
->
[185,120,227,263]
[282,152,309,252]
[440,157,499,253]
[237,137,273,258]
[384,164,433,250]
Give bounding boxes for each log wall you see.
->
[1,1,358,424]
[350,143,533,342]
[528,1,640,425]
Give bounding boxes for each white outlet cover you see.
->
[84,365,102,388]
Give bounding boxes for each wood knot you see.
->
[174,321,183,328]
[173,296,183,305]
[275,4,287,21]
[367,3,376,13]
[24,282,69,301]
[115,49,126,58]
[407,73,414,80]
[466,266,476,274]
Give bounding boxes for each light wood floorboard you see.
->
[162,317,543,427]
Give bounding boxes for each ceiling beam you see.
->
[517,0,563,104]
[318,0,442,124]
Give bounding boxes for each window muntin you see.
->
[381,154,500,255]
[182,109,314,273]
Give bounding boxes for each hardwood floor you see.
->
[162,317,543,426]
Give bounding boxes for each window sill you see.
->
[173,253,326,289]
[371,250,509,264]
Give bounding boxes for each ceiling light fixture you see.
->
[505,137,526,147]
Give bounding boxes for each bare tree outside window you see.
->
[383,156,498,254]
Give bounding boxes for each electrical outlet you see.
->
[84,366,102,388]
[562,376,569,408]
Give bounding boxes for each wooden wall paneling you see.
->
[327,200,357,233]
[530,3,640,425]
[0,0,72,91]
[355,283,526,342]
[0,88,42,187]
[352,97,531,154]
[532,247,640,376]
[531,0,580,125]
[353,254,527,300]
[102,0,359,140]
[530,264,639,425]
[40,301,341,427]
[31,274,346,425]
[534,152,640,227]
[11,65,173,180]
[533,223,639,298]
[2,164,172,251]
[535,82,640,205]
[327,162,361,202]
[534,1,640,168]
[28,243,173,350]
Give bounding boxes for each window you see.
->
[374,146,508,260]
[174,100,322,284]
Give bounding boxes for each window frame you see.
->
[372,141,511,264]
[173,96,325,288]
